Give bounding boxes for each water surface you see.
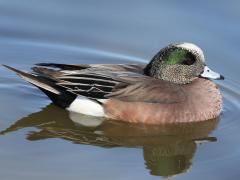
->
[0,1,240,180]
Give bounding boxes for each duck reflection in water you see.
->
[0,104,219,177]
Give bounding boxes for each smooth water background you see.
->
[0,1,240,179]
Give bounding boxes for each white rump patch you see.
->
[66,96,106,117]
[176,42,205,62]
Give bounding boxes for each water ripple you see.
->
[1,37,147,63]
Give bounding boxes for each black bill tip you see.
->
[219,75,225,80]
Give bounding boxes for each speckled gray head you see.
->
[144,42,224,84]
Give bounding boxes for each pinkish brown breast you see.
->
[103,79,223,124]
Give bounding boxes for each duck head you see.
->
[144,42,224,84]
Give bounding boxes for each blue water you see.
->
[0,1,240,179]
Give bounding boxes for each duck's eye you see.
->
[182,52,196,65]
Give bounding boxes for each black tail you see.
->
[2,65,76,108]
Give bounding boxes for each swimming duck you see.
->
[2,42,224,124]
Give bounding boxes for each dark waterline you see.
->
[0,1,240,180]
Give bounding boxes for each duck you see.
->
[2,42,224,124]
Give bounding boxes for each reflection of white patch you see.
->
[200,66,221,79]
[176,42,205,62]
[66,96,106,117]
[69,111,105,127]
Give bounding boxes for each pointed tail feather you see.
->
[2,64,76,108]
[2,64,60,94]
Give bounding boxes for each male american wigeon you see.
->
[2,42,224,124]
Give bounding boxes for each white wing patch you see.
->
[66,96,106,117]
